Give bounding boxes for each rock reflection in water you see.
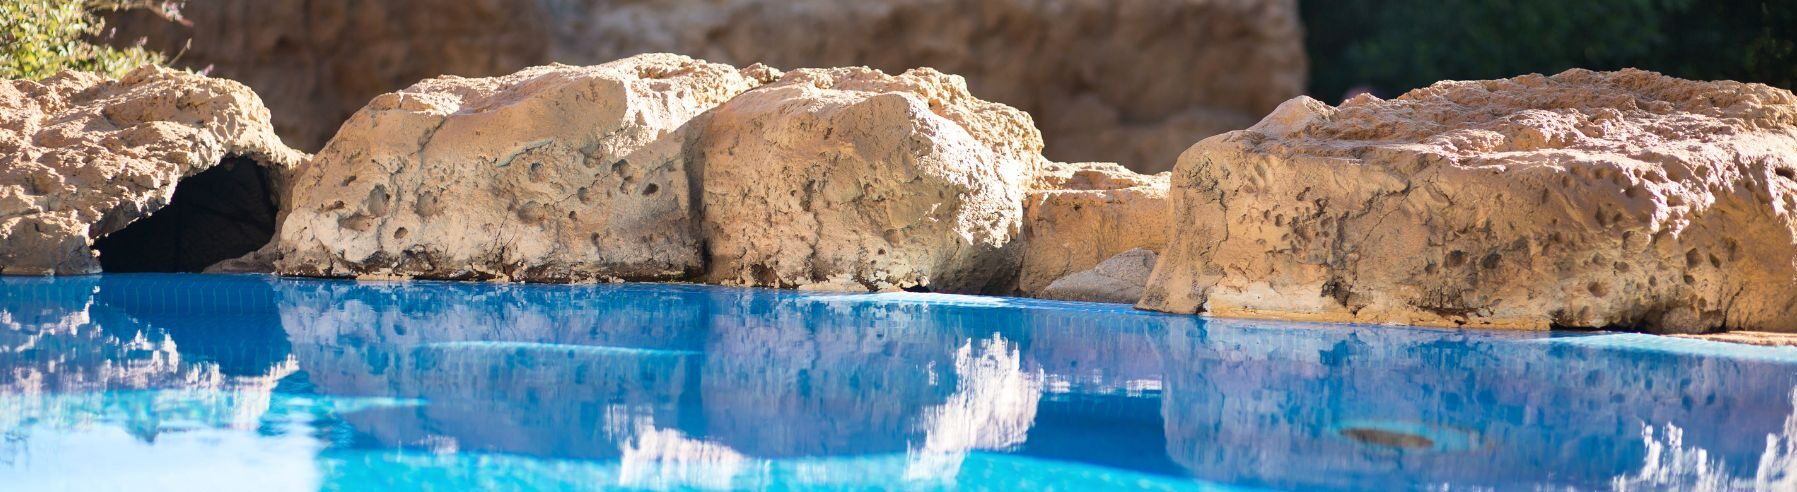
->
[4,275,1797,490]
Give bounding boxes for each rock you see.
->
[0,66,303,275]
[1039,248,1159,304]
[106,0,553,152]
[696,67,1042,293]
[1018,161,1170,295]
[1139,69,1797,334]
[272,54,777,282]
[109,0,1306,171]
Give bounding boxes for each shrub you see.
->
[1303,0,1796,101]
[1,0,183,80]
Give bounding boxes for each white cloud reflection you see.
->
[905,333,1044,482]
[1613,387,1797,491]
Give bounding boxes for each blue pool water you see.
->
[3,274,1796,491]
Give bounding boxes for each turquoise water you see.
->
[2,274,1796,491]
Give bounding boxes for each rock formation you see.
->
[1139,69,1797,334]
[696,67,1042,292]
[1018,161,1170,296]
[0,66,302,275]
[1039,248,1159,304]
[273,54,777,282]
[108,0,1306,171]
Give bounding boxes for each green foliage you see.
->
[1303,0,1797,101]
[1,0,181,80]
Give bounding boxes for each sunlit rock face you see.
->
[1018,162,1169,298]
[0,67,303,275]
[272,54,776,282]
[697,67,1043,292]
[109,0,1306,172]
[1156,319,1797,489]
[1141,69,1797,333]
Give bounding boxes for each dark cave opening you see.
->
[93,157,278,273]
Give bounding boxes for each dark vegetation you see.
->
[1303,0,1796,102]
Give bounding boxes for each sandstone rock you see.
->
[696,67,1042,293]
[1039,248,1159,304]
[1139,69,1797,334]
[1018,161,1170,295]
[111,0,1306,171]
[272,54,777,282]
[0,66,302,275]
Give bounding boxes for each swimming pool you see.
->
[2,274,1794,490]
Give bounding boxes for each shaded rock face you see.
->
[697,67,1042,292]
[1018,161,1169,296]
[273,54,776,282]
[1039,248,1159,304]
[110,0,1305,172]
[0,67,303,275]
[1139,69,1797,334]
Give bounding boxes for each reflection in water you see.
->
[906,334,1043,481]
[3,274,1797,490]
[619,424,752,490]
[1612,388,1797,491]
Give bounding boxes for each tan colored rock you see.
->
[1018,161,1170,295]
[0,66,302,275]
[1139,69,1797,334]
[696,67,1043,293]
[111,0,1305,171]
[272,54,777,282]
[1039,248,1159,304]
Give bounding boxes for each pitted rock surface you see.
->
[696,67,1044,292]
[273,54,778,282]
[0,67,302,275]
[1139,69,1797,334]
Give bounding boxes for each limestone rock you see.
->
[1018,161,1170,295]
[1139,69,1797,334]
[110,0,1306,171]
[272,54,777,282]
[1040,248,1159,304]
[696,67,1043,293]
[0,66,302,275]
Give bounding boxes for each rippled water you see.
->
[2,274,1796,491]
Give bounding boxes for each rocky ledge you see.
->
[1138,69,1797,334]
[0,67,304,275]
[6,60,1796,336]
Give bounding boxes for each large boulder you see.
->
[696,67,1042,293]
[1139,69,1797,334]
[0,66,302,275]
[109,0,1306,171]
[1018,161,1169,296]
[272,54,777,282]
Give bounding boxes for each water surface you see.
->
[2,274,1795,491]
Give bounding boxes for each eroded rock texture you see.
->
[273,54,777,282]
[0,67,302,275]
[111,0,1305,171]
[1140,69,1797,334]
[1019,161,1169,296]
[697,67,1042,292]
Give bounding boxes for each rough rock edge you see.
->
[1,65,305,275]
[1139,68,1797,334]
